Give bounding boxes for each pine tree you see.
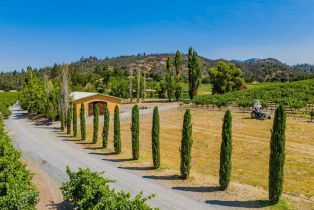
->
[60,108,65,132]
[188,47,202,100]
[73,104,78,137]
[269,105,286,204]
[219,110,232,190]
[93,104,99,144]
[174,50,183,101]
[66,106,72,134]
[114,105,121,153]
[131,105,140,160]
[152,106,160,169]
[80,103,86,140]
[102,107,109,148]
[180,109,193,179]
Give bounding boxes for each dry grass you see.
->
[83,107,314,208]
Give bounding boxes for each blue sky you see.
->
[1,0,314,71]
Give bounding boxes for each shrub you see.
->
[66,107,72,134]
[152,107,160,169]
[219,109,233,190]
[131,105,140,160]
[73,104,78,137]
[61,167,156,210]
[310,110,314,122]
[180,109,193,179]
[114,105,121,153]
[269,105,286,204]
[93,104,99,144]
[80,103,86,140]
[102,107,109,148]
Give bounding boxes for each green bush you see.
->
[80,103,86,140]
[93,105,99,144]
[219,110,233,190]
[66,107,72,134]
[152,107,160,169]
[102,107,109,148]
[310,110,314,122]
[180,109,193,179]
[269,105,286,203]
[61,167,156,210]
[114,105,121,153]
[131,105,140,160]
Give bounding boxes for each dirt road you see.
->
[5,105,221,210]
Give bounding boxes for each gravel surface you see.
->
[5,105,223,210]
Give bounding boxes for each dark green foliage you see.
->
[102,107,110,148]
[60,108,65,131]
[0,117,39,209]
[61,167,156,210]
[110,76,129,98]
[66,107,72,134]
[174,50,183,101]
[188,47,202,100]
[209,61,244,94]
[166,57,174,102]
[73,104,78,137]
[152,107,160,169]
[93,104,99,144]
[131,105,140,160]
[219,110,233,190]
[310,110,314,122]
[269,105,286,203]
[80,103,86,140]
[180,109,193,179]
[114,105,121,153]
[0,93,18,119]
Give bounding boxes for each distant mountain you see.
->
[243,58,261,63]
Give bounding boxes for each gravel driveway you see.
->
[5,105,222,210]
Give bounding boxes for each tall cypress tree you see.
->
[102,107,109,148]
[60,108,65,132]
[131,105,140,160]
[269,105,286,204]
[80,103,86,140]
[66,106,72,134]
[73,104,77,137]
[166,57,173,102]
[114,105,121,153]
[219,109,232,190]
[180,109,193,179]
[93,104,99,144]
[174,50,183,101]
[188,47,202,100]
[152,106,160,169]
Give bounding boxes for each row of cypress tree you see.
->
[61,103,287,204]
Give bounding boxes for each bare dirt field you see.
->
[84,104,314,209]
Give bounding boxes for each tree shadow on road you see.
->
[102,158,133,163]
[118,166,155,171]
[89,151,116,156]
[172,186,222,193]
[143,175,181,180]
[47,200,73,210]
[205,199,271,208]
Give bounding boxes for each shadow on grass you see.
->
[89,151,116,156]
[205,199,272,208]
[84,146,104,150]
[118,166,154,171]
[172,186,222,193]
[143,175,181,180]
[75,142,94,145]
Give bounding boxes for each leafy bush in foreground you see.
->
[0,117,39,209]
[61,167,157,210]
[0,92,18,118]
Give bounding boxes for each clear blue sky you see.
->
[1,0,314,71]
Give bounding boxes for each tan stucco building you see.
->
[70,92,121,117]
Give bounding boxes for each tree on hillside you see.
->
[114,105,121,153]
[188,47,202,100]
[152,106,160,169]
[269,105,286,204]
[73,104,78,137]
[93,104,99,144]
[110,76,129,98]
[174,50,183,101]
[80,103,86,140]
[102,107,109,148]
[166,57,174,102]
[66,106,72,134]
[180,109,193,179]
[209,61,244,94]
[131,105,140,160]
[219,110,233,190]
